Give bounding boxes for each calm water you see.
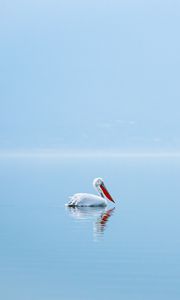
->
[0,157,180,300]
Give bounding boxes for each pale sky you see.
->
[0,0,180,153]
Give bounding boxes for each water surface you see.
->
[0,157,180,300]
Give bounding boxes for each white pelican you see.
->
[67,177,115,207]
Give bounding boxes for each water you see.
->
[0,157,180,300]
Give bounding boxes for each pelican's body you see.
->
[68,193,107,207]
[67,178,115,207]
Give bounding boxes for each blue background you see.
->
[1,0,180,153]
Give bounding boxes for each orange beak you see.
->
[100,183,115,203]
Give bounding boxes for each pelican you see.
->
[67,177,115,207]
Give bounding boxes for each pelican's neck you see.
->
[96,185,104,198]
[93,178,105,198]
[100,191,104,198]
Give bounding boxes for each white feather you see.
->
[67,193,107,207]
[66,177,114,207]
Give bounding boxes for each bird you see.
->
[66,177,115,207]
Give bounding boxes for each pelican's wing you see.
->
[66,193,107,207]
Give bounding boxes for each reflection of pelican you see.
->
[67,178,115,207]
[66,206,115,239]
[94,208,115,236]
[67,206,106,219]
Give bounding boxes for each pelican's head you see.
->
[93,177,115,203]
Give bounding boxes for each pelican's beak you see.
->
[100,183,115,203]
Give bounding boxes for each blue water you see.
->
[0,157,180,300]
